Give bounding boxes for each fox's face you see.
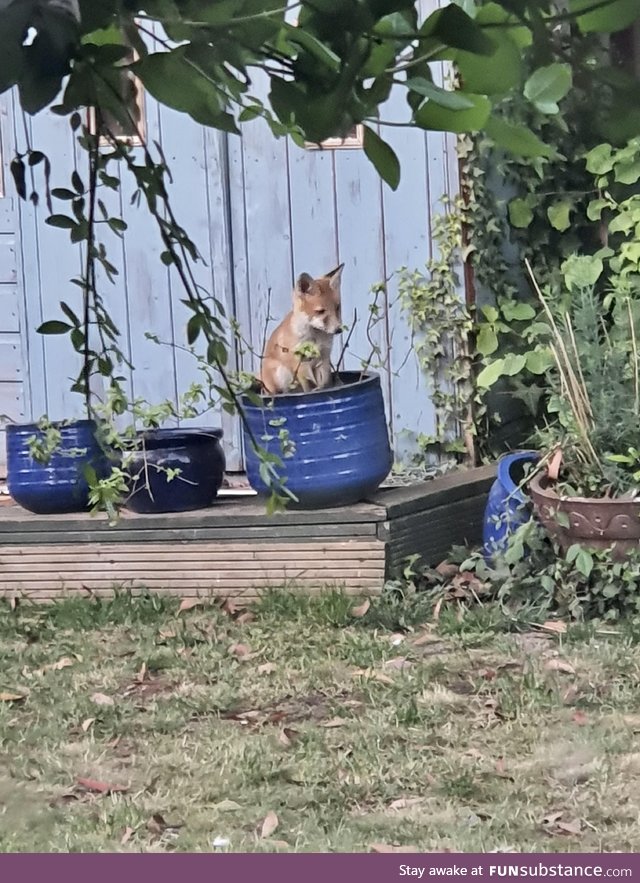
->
[293,264,343,335]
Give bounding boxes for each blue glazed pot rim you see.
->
[243,371,380,405]
[497,450,539,503]
[136,427,223,444]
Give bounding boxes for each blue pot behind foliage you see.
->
[483,450,539,561]
[125,427,226,515]
[7,419,109,515]
[242,372,393,509]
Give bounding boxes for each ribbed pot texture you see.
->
[242,372,393,509]
[7,419,108,515]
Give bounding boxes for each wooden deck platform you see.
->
[0,466,495,603]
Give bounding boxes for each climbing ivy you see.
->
[398,196,478,464]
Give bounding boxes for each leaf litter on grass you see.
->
[3,591,640,852]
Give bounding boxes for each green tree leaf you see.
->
[586,198,610,221]
[526,348,554,375]
[37,320,73,335]
[584,143,614,175]
[476,324,499,356]
[508,198,534,229]
[362,126,400,191]
[415,94,491,134]
[419,4,494,55]
[524,63,572,114]
[45,214,77,229]
[614,160,640,185]
[406,78,475,111]
[486,117,554,158]
[476,358,505,388]
[455,4,522,96]
[547,199,573,232]
[502,301,536,322]
[561,255,604,291]
[571,0,639,34]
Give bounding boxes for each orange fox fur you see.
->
[260,264,344,395]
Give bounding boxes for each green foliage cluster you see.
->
[463,10,640,423]
[397,197,476,462]
[483,518,640,622]
[532,273,640,497]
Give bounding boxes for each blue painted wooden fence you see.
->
[0,0,461,474]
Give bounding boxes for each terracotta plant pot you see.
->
[529,471,640,559]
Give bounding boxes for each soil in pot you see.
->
[241,371,393,509]
[125,428,226,515]
[6,419,109,515]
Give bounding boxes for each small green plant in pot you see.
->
[526,258,640,559]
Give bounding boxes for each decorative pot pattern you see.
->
[483,450,539,561]
[241,372,393,509]
[529,472,640,559]
[7,419,109,515]
[125,427,226,515]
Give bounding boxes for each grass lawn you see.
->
[1,590,640,853]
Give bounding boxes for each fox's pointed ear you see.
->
[326,263,344,292]
[295,272,314,296]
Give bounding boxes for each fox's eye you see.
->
[315,308,326,316]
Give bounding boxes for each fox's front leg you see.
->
[292,358,314,392]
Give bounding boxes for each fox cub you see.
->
[260,264,344,395]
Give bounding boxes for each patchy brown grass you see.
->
[1,591,640,852]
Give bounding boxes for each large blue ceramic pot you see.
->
[242,371,393,509]
[483,450,539,561]
[125,427,226,514]
[7,419,109,515]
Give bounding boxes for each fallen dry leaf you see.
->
[257,662,277,675]
[541,811,564,826]
[539,620,567,635]
[412,630,437,647]
[178,598,203,614]
[389,632,405,646]
[320,717,346,728]
[121,826,135,845]
[0,690,26,703]
[34,656,74,676]
[76,777,128,795]
[544,658,575,675]
[81,717,96,733]
[556,819,582,836]
[351,667,394,685]
[436,561,459,580]
[278,728,299,748]
[228,643,251,659]
[269,840,290,850]
[432,597,443,623]
[157,628,177,641]
[388,797,425,811]
[479,668,497,681]
[383,656,413,670]
[260,811,279,839]
[236,611,255,625]
[572,710,588,726]
[220,599,238,617]
[370,843,420,854]
[90,692,114,707]
[350,599,370,618]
